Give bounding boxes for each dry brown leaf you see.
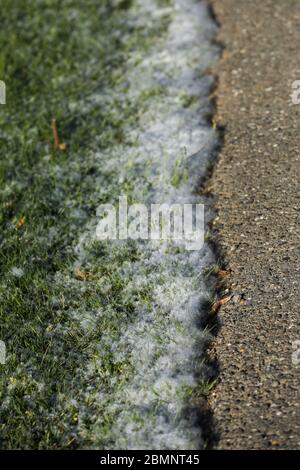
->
[202,184,214,194]
[52,118,66,151]
[16,216,26,228]
[75,269,90,281]
[211,295,232,314]
[217,269,230,279]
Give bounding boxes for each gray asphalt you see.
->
[209,0,300,449]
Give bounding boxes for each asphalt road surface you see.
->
[210,0,300,449]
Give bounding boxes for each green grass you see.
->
[0,0,172,449]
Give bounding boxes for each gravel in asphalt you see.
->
[210,0,300,449]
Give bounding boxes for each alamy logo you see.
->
[291,80,300,105]
[0,80,5,104]
[0,340,6,364]
[96,196,204,250]
[292,340,300,366]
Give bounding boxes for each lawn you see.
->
[0,0,219,449]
